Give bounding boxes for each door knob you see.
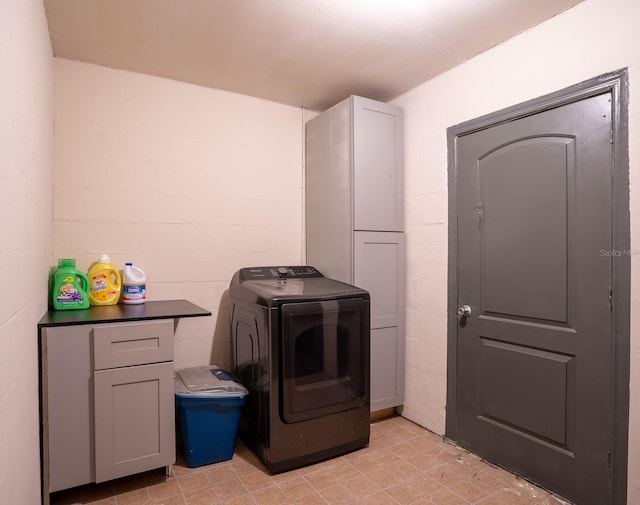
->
[457,305,472,317]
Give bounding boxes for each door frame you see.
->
[445,69,629,504]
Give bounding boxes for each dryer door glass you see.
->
[280,298,369,423]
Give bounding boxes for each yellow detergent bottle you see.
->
[88,254,121,305]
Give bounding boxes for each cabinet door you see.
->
[94,362,175,483]
[370,327,403,411]
[354,231,405,329]
[354,231,406,410]
[353,96,404,232]
[44,326,94,492]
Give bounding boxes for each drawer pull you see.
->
[111,337,160,353]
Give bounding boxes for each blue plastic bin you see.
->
[174,365,248,468]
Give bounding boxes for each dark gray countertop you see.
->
[38,299,211,328]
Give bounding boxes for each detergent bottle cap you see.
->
[125,262,133,266]
[99,254,111,263]
[59,258,76,267]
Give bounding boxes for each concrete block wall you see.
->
[0,1,53,503]
[393,0,640,500]
[53,59,306,370]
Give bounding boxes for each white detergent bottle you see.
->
[122,262,146,304]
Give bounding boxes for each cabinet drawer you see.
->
[93,320,174,370]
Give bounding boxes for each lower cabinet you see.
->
[353,231,406,411]
[43,319,176,494]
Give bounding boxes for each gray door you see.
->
[451,91,614,505]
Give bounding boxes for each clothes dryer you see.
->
[229,266,370,473]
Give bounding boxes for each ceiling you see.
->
[44,0,585,112]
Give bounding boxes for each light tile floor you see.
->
[50,416,570,505]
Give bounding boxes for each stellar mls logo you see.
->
[600,248,639,257]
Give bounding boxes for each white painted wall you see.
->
[393,0,640,500]
[53,59,306,370]
[0,1,53,503]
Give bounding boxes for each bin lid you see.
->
[175,365,248,398]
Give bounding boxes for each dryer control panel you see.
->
[238,266,324,281]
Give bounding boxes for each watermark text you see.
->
[600,248,640,257]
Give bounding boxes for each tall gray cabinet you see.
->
[306,95,405,412]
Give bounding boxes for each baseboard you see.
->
[370,407,396,422]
